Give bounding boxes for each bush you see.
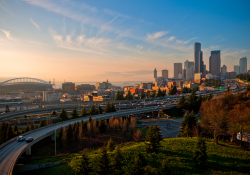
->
[107,138,115,151]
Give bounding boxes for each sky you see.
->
[0,0,250,83]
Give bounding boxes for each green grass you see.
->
[20,138,250,175]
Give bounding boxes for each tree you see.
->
[146,91,151,98]
[6,124,14,141]
[39,120,45,127]
[89,104,96,115]
[104,102,110,113]
[76,154,93,175]
[200,99,227,144]
[182,124,191,137]
[133,129,142,142]
[181,110,197,137]
[14,124,19,136]
[24,123,30,132]
[145,124,162,153]
[5,105,10,113]
[114,91,124,100]
[30,122,35,130]
[133,151,147,175]
[151,90,156,97]
[193,136,208,165]
[107,138,115,151]
[80,105,87,117]
[71,107,78,119]
[67,124,73,144]
[157,88,162,97]
[177,95,186,109]
[125,90,133,100]
[59,108,68,121]
[246,85,250,92]
[98,105,103,114]
[141,90,145,99]
[97,149,111,175]
[111,103,116,112]
[112,147,124,175]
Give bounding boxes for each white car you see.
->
[17,136,25,142]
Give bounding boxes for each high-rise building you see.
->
[209,50,221,77]
[162,69,168,79]
[221,65,227,79]
[174,63,182,78]
[186,65,194,81]
[239,57,247,74]
[234,65,240,75]
[194,42,203,74]
[228,72,236,79]
[154,68,157,78]
[183,60,194,80]
[203,65,206,78]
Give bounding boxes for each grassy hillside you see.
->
[19,138,250,175]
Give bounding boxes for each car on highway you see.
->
[17,136,25,142]
[26,137,34,143]
[34,116,40,119]
[142,123,149,126]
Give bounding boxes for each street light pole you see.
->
[55,127,58,157]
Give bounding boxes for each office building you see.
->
[183,60,194,80]
[62,82,75,93]
[194,42,203,74]
[154,68,157,78]
[234,65,240,75]
[221,65,227,79]
[203,65,206,78]
[96,82,112,89]
[209,50,221,77]
[228,72,236,79]
[239,57,247,74]
[162,69,168,79]
[174,63,182,78]
[186,65,194,81]
[194,73,202,81]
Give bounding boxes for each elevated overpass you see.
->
[0,104,176,175]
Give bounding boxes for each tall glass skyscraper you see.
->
[209,50,221,77]
[194,42,203,74]
[239,57,247,74]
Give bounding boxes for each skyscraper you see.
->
[234,65,240,75]
[162,69,168,79]
[209,50,221,77]
[183,60,194,80]
[221,65,227,79]
[203,65,206,78]
[194,42,203,74]
[174,63,182,78]
[154,68,157,78]
[239,57,247,74]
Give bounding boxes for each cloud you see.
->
[30,18,40,30]
[175,37,198,44]
[0,29,19,43]
[49,28,111,54]
[135,45,143,53]
[147,31,168,40]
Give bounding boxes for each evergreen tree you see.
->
[30,123,35,130]
[181,110,197,137]
[80,105,87,117]
[6,124,14,141]
[177,95,186,109]
[14,124,19,136]
[76,154,93,175]
[39,120,45,127]
[107,137,115,151]
[141,90,145,99]
[67,124,73,144]
[112,147,124,175]
[111,103,116,112]
[133,151,147,175]
[145,124,162,153]
[88,115,92,123]
[98,105,103,114]
[71,107,78,119]
[104,102,110,113]
[97,149,111,175]
[89,104,96,115]
[24,123,30,132]
[193,136,208,165]
[157,88,162,97]
[58,127,63,145]
[182,124,191,137]
[151,90,156,97]
[5,105,10,113]
[125,90,133,100]
[146,91,151,98]
[59,108,68,121]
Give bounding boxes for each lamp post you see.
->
[55,127,58,157]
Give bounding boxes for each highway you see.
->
[0,104,176,175]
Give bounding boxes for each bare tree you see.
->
[92,119,99,141]
[200,99,228,144]
[133,129,142,142]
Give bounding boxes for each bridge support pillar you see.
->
[26,146,31,155]
[51,134,56,141]
[17,118,21,124]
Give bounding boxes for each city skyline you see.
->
[0,0,250,82]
